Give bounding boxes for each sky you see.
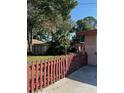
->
[70,0,97,21]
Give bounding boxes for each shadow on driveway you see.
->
[68,65,97,86]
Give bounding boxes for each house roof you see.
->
[32,39,46,45]
[76,29,97,36]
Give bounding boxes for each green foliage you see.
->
[27,0,78,53]
[48,21,72,55]
[71,16,97,32]
[27,0,78,34]
[83,25,94,30]
[76,19,85,32]
[83,16,97,28]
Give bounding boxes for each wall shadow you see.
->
[67,65,97,86]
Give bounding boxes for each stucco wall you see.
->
[85,34,97,65]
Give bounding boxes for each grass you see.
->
[27,56,53,62]
[27,55,66,64]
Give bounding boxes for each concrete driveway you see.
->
[39,65,97,93]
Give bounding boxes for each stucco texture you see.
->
[85,33,97,65]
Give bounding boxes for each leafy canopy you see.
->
[71,16,97,32]
[27,0,78,54]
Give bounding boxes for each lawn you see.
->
[27,55,66,64]
[27,56,53,62]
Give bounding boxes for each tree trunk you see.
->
[27,32,31,52]
[27,30,32,53]
[29,30,32,52]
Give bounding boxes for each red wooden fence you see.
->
[27,54,87,93]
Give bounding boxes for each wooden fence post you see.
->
[66,56,68,75]
[40,60,43,89]
[50,59,53,84]
[47,59,50,86]
[36,61,39,91]
[27,64,30,93]
[60,57,62,79]
[69,55,71,69]
[57,58,59,80]
[58,57,60,80]
[55,57,58,81]
[31,62,34,93]
[44,62,46,88]
[63,57,66,77]
[53,58,56,83]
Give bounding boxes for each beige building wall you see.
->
[85,34,97,65]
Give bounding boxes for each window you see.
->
[80,35,85,42]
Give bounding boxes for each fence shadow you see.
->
[65,53,87,75]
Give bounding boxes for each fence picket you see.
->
[63,58,66,77]
[48,59,50,86]
[27,64,30,93]
[66,56,68,75]
[57,58,59,80]
[40,61,43,89]
[36,62,39,91]
[58,58,60,80]
[31,62,34,93]
[43,62,46,88]
[60,58,62,79]
[50,60,53,84]
[53,58,56,83]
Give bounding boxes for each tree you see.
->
[27,0,78,52]
[47,20,73,55]
[83,16,97,27]
[71,16,97,33]
[76,19,85,32]
[83,16,97,29]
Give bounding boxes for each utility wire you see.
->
[79,3,96,4]
[79,3,96,5]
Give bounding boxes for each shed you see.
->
[76,29,97,65]
[32,39,49,55]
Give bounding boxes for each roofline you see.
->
[76,29,97,36]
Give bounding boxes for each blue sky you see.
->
[70,0,97,21]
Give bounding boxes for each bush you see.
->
[46,41,70,55]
